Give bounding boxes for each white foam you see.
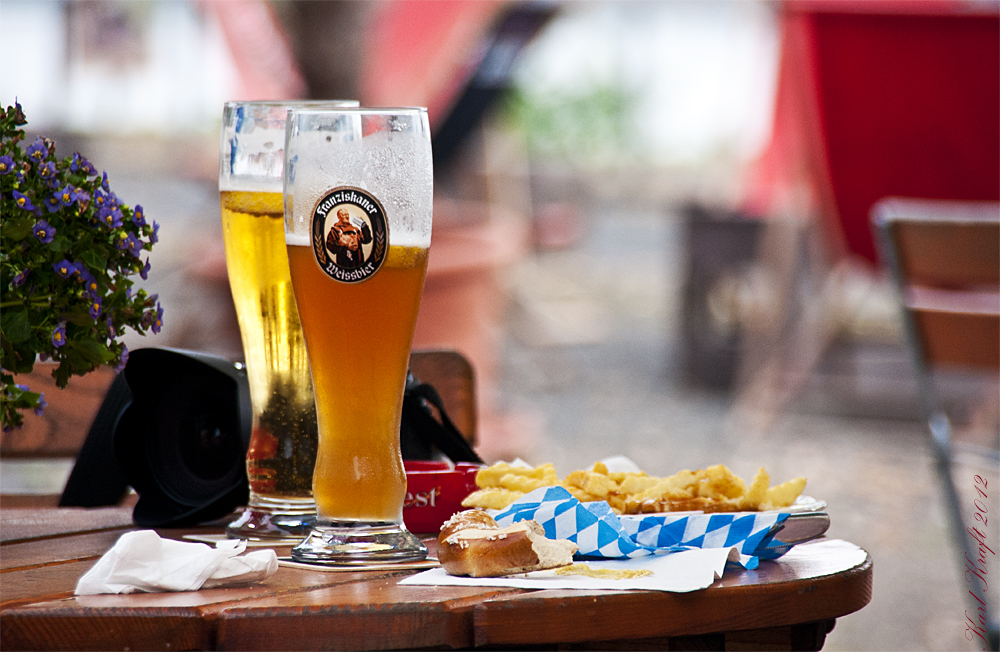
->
[284,231,430,248]
[285,233,311,247]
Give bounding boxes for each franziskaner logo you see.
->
[310,186,388,283]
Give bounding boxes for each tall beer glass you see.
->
[220,100,357,540]
[285,107,431,564]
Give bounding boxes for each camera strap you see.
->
[400,373,484,465]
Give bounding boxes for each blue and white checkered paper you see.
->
[492,487,794,569]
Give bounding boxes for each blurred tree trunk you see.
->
[276,1,369,101]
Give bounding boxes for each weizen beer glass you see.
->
[285,107,432,564]
[220,100,357,540]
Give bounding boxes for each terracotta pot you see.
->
[413,201,528,454]
[2,364,116,458]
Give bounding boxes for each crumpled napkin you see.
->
[75,530,278,595]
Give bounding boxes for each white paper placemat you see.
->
[399,546,740,593]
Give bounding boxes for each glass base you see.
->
[291,521,427,565]
[226,494,316,541]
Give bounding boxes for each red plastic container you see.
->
[403,460,482,534]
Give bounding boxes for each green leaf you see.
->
[10,343,37,374]
[54,361,71,388]
[49,235,72,253]
[63,310,94,327]
[67,338,114,366]
[80,249,107,271]
[3,216,34,241]
[1,309,30,343]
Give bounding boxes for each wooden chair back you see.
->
[873,197,999,644]
[874,198,999,372]
[408,349,477,444]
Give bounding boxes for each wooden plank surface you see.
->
[216,579,520,651]
[0,507,134,543]
[0,530,131,572]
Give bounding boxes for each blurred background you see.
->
[1,1,997,649]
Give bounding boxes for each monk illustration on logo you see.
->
[325,207,372,269]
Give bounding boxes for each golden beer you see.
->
[286,106,432,564]
[221,190,317,503]
[286,242,428,522]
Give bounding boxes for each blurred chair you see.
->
[734,2,999,428]
[873,197,999,649]
[409,349,478,445]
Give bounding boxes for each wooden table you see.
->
[0,507,872,651]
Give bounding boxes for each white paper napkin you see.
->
[400,546,740,593]
[75,530,278,595]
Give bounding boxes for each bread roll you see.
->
[437,510,578,577]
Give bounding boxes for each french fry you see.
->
[762,477,807,510]
[738,467,770,511]
[461,460,808,515]
[461,488,525,510]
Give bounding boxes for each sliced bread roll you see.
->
[438,510,577,577]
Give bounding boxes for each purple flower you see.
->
[139,257,151,280]
[11,268,30,287]
[114,345,129,373]
[80,270,99,297]
[75,188,90,208]
[71,153,97,176]
[46,178,60,190]
[43,193,61,213]
[37,161,56,180]
[101,206,123,228]
[127,232,142,258]
[115,232,130,251]
[93,189,108,210]
[15,384,29,392]
[89,296,102,319]
[34,393,47,417]
[53,259,78,278]
[152,304,164,334]
[101,171,110,192]
[132,204,146,227]
[106,315,115,338]
[141,304,165,334]
[0,155,14,175]
[26,137,47,163]
[13,190,36,212]
[33,220,55,243]
[150,221,160,245]
[51,322,67,348]
[57,185,77,207]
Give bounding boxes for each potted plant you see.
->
[1,102,163,431]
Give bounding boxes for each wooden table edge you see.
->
[472,546,873,647]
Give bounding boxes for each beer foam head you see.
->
[284,109,432,249]
[220,101,359,192]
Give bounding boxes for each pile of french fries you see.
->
[461,460,807,515]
